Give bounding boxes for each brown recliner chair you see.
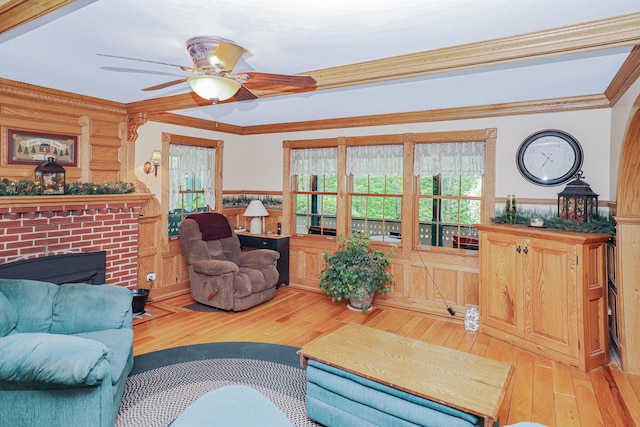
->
[179,212,280,311]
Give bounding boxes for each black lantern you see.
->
[557,171,598,223]
[35,157,66,195]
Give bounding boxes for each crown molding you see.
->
[147,94,609,136]
[0,78,127,115]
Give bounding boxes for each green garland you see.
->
[491,212,615,235]
[0,178,135,196]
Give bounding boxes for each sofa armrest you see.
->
[0,333,109,388]
[193,259,239,276]
[239,249,280,266]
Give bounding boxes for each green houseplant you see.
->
[318,232,394,312]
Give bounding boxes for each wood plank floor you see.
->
[133,287,640,427]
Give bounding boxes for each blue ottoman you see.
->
[169,385,292,427]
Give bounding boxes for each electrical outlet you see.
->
[146,273,156,282]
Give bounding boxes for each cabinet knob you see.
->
[516,246,522,253]
[523,247,529,254]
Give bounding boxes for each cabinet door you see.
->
[480,232,524,337]
[524,238,578,357]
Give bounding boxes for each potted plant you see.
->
[318,232,395,312]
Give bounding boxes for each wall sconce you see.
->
[143,150,162,177]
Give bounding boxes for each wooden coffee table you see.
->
[298,323,513,427]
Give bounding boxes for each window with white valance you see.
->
[167,144,216,236]
[347,144,403,241]
[290,147,338,176]
[347,145,404,176]
[414,141,484,176]
[290,147,338,235]
[414,141,484,250]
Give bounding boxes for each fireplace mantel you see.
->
[0,193,153,211]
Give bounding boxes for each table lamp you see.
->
[243,200,269,234]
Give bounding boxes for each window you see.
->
[347,145,403,242]
[284,129,495,251]
[168,144,217,236]
[414,141,484,250]
[290,147,338,235]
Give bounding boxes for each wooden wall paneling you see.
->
[615,107,640,374]
[0,78,127,183]
[138,214,160,290]
[463,271,480,306]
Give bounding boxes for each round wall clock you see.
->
[516,129,583,186]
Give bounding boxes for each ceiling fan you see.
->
[98,36,317,103]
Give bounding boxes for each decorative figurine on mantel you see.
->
[34,157,66,195]
[557,171,598,223]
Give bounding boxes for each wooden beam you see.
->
[606,45,640,106]
[305,12,640,92]
[127,12,640,114]
[0,0,78,34]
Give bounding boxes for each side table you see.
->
[237,232,289,288]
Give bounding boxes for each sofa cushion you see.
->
[0,333,109,387]
[50,283,132,334]
[307,360,481,426]
[75,329,134,385]
[0,279,57,332]
[0,292,18,337]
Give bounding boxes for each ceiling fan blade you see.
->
[142,78,188,91]
[97,53,194,72]
[100,66,185,77]
[233,84,259,101]
[241,72,316,91]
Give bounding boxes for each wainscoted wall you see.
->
[0,194,151,287]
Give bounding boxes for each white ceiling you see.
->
[1,0,639,127]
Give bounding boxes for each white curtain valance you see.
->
[346,145,403,176]
[290,147,338,175]
[413,141,484,176]
[169,144,216,209]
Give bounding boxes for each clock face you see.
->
[516,130,583,186]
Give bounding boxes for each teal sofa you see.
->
[306,359,497,427]
[0,278,134,427]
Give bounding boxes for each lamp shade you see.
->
[243,200,269,217]
[243,200,269,234]
[187,75,241,101]
[150,150,162,163]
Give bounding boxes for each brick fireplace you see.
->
[0,194,152,288]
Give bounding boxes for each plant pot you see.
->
[347,287,375,312]
[131,288,150,315]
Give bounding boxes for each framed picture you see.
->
[7,129,77,166]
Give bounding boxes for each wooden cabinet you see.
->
[476,224,610,372]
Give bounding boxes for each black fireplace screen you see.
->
[0,251,107,285]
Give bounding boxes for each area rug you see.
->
[183,302,224,312]
[115,342,319,427]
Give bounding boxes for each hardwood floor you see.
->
[133,287,640,427]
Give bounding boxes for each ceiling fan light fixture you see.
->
[187,75,241,101]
